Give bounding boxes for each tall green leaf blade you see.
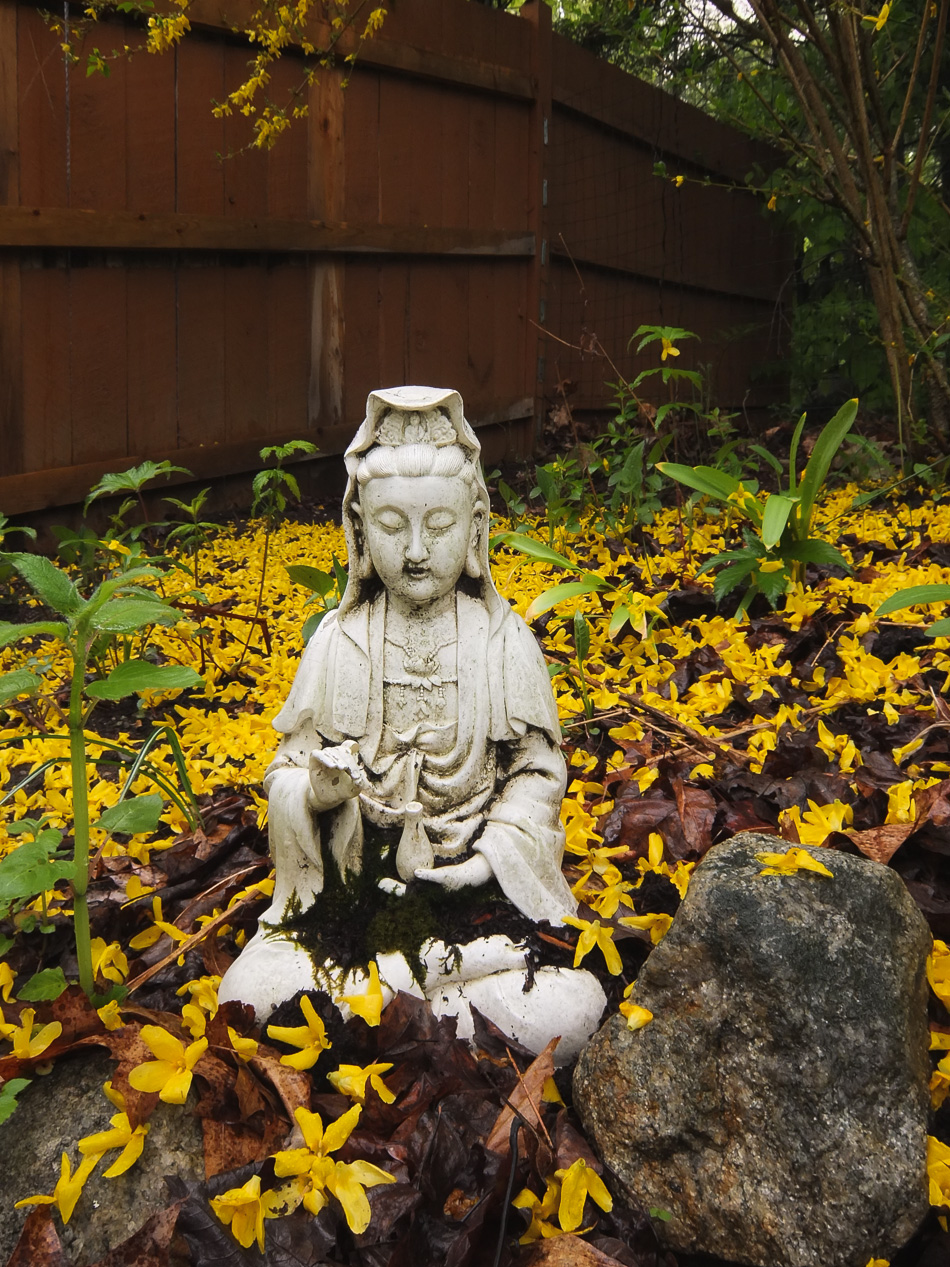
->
[90,599,178,633]
[797,399,858,532]
[573,611,591,663]
[4,553,82,615]
[525,578,606,621]
[875,584,950,617]
[85,660,203,700]
[494,533,585,573]
[655,464,741,501]
[95,794,164,836]
[787,411,807,493]
[760,495,797,549]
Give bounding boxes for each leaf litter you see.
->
[1,487,950,1263]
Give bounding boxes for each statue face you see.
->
[356,475,476,608]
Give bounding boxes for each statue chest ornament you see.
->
[382,631,458,728]
[217,386,607,1064]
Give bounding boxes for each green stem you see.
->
[68,638,94,998]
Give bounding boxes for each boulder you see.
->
[0,1048,204,1265]
[573,832,931,1267]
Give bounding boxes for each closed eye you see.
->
[425,510,458,531]
[375,509,407,531]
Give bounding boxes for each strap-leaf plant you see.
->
[0,551,202,1000]
[657,398,859,614]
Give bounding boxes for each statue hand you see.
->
[415,852,493,891]
[308,741,368,810]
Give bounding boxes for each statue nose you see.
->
[405,527,429,562]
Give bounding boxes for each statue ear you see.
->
[465,508,483,579]
[350,502,374,579]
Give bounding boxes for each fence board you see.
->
[177,266,226,448]
[20,265,71,473]
[125,41,176,214]
[17,4,67,207]
[127,265,178,456]
[69,52,127,211]
[176,36,226,215]
[69,268,128,464]
[225,265,270,443]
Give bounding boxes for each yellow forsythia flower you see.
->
[128,1026,208,1104]
[210,1174,288,1251]
[563,917,623,975]
[266,995,331,1070]
[15,1151,100,1223]
[328,1062,395,1105]
[556,1157,613,1232]
[755,847,834,879]
[336,961,384,1026]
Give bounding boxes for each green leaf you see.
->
[0,1078,31,1126]
[0,934,13,957]
[494,533,586,573]
[4,553,83,616]
[0,620,69,648]
[712,559,758,602]
[782,540,851,570]
[797,399,858,533]
[655,463,741,502]
[787,411,807,493]
[85,461,191,509]
[89,598,178,633]
[760,495,797,549]
[0,670,42,706]
[18,967,68,1002]
[755,566,790,607]
[286,564,336,597]
[85,660,202,700]
[926,618,950,637]
[94,794,164,836]
[525,578,607,621]
[302,610,327,644]
[749,444,785,477]
[573,611,591,664]
[608,605,632,639]
[875,585,950,617]
[0,835,74,907]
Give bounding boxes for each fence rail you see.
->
[0,0,790,515]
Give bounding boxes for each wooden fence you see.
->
[0,0,790,515]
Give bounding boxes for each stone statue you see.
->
[219,387,606,1061]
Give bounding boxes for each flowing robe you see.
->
[262,590,575,927]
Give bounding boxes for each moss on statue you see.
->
[275,822,539,984]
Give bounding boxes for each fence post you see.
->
[521,0,552,451]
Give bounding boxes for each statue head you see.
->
[339,388,499,618]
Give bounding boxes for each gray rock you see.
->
[574,832,931,1267]
[0,1047,204,1265]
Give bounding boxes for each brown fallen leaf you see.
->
[485,1038,557,1156]
[5,1208,70,1267]
[522,1231,629,1266]
[846,822,916,865]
